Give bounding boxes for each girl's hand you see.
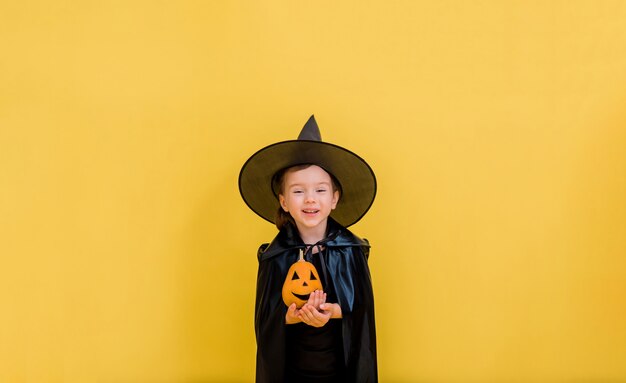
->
[319,303,342,319]
[285,290,325,325]
[298,291,342,327]
[298,303,332,327]
[285,303,302,324]
[306,290,326,310]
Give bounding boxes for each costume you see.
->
[238,115,378,382]
[255,218,377,382]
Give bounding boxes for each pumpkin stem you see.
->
[298,249,304,262]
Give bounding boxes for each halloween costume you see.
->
[255,218,377,382]
[239,115,378,382]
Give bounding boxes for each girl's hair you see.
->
[273,164,342,231]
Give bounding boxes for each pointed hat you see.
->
[238,115,376,227]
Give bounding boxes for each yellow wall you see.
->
[2,1,626,382]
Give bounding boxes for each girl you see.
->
[239,115,378,382]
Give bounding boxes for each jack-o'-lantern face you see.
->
[282,250,323,308]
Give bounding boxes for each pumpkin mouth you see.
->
[292,292,312,301]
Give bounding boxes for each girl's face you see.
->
[278,165,339,238]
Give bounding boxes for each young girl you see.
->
[239,115,378,382]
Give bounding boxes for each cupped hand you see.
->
[285,290,325,325]
[298,290,344,327]
[306,290,326,310]
[298,302,332,327]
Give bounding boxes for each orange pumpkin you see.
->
[282,249,323,308]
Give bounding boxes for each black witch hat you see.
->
[238,115,377,227]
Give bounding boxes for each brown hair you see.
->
[273,164,342,231]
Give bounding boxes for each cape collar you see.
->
[259,217,370,261]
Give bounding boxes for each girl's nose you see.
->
[304,192,315,202]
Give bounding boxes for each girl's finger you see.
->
[299,309,312,323]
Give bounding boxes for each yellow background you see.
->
[1,1,626,382]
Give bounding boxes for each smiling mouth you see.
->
[292,292,312,301]
[302,209,319,214]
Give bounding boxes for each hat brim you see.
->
[239,140,376,227]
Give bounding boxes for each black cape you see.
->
[254,218,378,382]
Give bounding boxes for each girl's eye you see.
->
[293,190,303,194]
[316,189,327,193]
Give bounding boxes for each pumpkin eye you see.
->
[291,271,300,280]
[310,271,317,280]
